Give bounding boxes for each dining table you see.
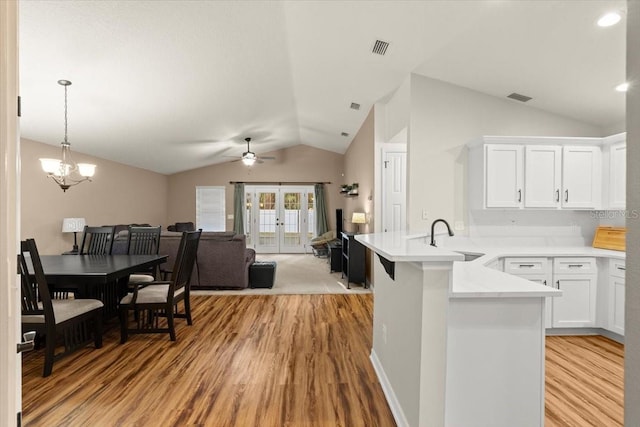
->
[37,254,168,319]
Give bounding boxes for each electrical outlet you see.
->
[422,209,429,220]
[382,324,388,344]
[454,221,465,231]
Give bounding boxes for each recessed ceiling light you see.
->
[597,12,621,27]
[615,82,629,92]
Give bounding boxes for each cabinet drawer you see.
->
[610,259,626,279]
[553,257,597,275]
[504,257,550,275]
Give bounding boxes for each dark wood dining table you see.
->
[38,254,168,319]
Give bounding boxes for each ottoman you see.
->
[249,261,277,288]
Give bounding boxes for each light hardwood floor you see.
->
[22,294,624,427]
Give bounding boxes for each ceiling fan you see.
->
[235,137,275,166]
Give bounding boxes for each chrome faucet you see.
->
[430,219,454,247]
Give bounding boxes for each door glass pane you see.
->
[245,192,252,245]
[259,192,277,246]
[283,192,301,246]
[307,192,315,240]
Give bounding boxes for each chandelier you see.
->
[39,80,96,192]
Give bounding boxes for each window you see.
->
[196,186,225,231]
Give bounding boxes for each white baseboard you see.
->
[370,349,409,427]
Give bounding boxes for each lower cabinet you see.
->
[608,259,626,335]
[552,275,597,328]
[504,256,597,329]
[551,257,597,328]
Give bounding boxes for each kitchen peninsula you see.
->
[356,231,563,427]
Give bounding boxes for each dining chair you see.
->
[79,225,116,255]
[19,238,104,377]
[119,230,201,343]
[126,225,162,286]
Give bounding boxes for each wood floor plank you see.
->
[545,335,624,427]
[22,294,396,427]
[22,294,625,427]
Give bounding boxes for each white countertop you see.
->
[356,232,625,299]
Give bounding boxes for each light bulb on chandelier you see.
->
[39,80,96,192]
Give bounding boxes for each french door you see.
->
[245,186,315,253]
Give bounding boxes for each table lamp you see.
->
[351,212,366,233]
[62,217,86,253]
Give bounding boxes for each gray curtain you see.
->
[314,183,329,236]
[233,183,245,234]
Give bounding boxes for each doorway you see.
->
[245,185,315,253]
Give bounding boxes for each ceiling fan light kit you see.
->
[235,137,275,166]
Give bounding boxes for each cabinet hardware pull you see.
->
[555,189,560,202]
[617,266,626,271]
[543,280,547,286]
[564,189,569,203]
[518,189,522,202]
[568,264,583,268]
[518,264,535,268]
[556,280,560,289]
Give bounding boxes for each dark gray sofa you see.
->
[158,231,256,289]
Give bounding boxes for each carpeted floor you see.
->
[192,253,371,295]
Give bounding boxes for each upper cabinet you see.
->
[608,140,626,210]
[561,146,602,209]
[524,145,562,208]
[468,135,613,210]
[485,144,523,208]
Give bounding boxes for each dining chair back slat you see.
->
[80,226,116,255]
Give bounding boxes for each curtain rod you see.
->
[229,181,331,185]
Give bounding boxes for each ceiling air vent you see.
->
[341,132,350,137]
[372,39,389,56]
[350,102,361,110]
[507,92,533,103]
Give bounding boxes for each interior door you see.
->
[247,186,313,253]
[382,148,407,232]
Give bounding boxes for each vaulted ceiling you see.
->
[19,0,626,175]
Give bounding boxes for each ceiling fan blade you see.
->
[258,156,276,160]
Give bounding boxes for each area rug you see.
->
[192,253,371,295]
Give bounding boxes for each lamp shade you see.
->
[351,212,366,224]
[62,217,86,233]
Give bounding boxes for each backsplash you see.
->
[467,209,602,245]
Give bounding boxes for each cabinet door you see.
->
[561,146,601,209]
[608,276,625,335]
[609,142,626,210]
[524,145,562,208]
[485,144,523,208]
[552,275,597,327]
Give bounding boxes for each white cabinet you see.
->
[524,146,562,208]
[561,146,602,209]
[504,257,553,328]
[609,142,626,209]
[552,258,597,328]
[608,259,625,335]
[485,144,523,208]
[470,138,602,210]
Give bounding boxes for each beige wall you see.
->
[21,138,168,254]
[167,144,345,234]
[344,108,375,234]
